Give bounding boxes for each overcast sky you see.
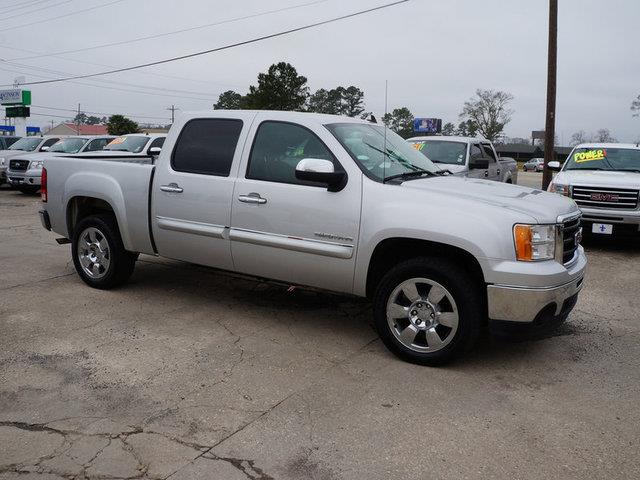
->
[0,0,638,143]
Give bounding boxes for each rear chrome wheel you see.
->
[77,227,111,279]
[386,278,459,353]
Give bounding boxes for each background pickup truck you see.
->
[7,135,115,194]
[406,136,518,183]
[548,143,640,237]
[39,110,585,365]
[0,135,64,186]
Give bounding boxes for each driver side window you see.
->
[40,138,59,151]
[470,144,483,159]
[247,121,336,186]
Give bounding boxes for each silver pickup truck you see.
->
[406,136,518,183]
[548,143,640,237]
[38,111,586,365]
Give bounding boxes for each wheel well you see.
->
[66,196,115,236]
[366,238,486,300]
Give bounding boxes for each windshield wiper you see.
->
[383,170,435,183]
[567,167,605,171]
[620,169,640,173]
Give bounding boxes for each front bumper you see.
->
[7,170,42,187]
[579,206,640,234]
[486,248,586,323]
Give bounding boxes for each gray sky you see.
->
[1,0,638,143]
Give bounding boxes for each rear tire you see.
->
[71,214,136,289]
[373,257,482,366]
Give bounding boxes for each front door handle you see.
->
[160,182,183,193]
[497,168,501,175]
[238,193,267,205]
[484,170,489,177]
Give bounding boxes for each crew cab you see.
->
[406,136,518,183]
[6,135,114,194]
[548,143,640,237]
[0,135,62,186]
[38,111,586,365]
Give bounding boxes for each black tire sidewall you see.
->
[373,257,482,366]
[71,214,133,289]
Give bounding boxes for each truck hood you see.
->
[554,169,640,190]
[403,175,579,223]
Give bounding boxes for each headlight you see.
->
[513,224,557,261]
[548,182,570,196]
[31,161,44,169]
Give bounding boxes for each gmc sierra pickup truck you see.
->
[406,136,518,183]
[38,111,586,365]
[548,143,640,237]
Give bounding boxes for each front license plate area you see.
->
[592,223,613,235]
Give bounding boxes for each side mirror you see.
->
[547,161,561,171]
[148,147,162,156]
[40,146,50,152]
[469,157,489,169]
[295,158,346,192]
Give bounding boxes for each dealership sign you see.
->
[0,89,31,106]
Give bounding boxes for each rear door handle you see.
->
[238,193,267,204]
[160,182,183,193]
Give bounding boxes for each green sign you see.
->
[6,106,30,118]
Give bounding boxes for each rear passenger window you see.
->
[172,119,243,176]
[247,121,336,185]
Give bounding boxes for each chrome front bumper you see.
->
[7,170,42,186]
[487,274,585,323]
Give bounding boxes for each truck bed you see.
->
[44,155,155,254]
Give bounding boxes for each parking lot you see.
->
[1,182,639,480]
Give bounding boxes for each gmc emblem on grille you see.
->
[590,193,619,202]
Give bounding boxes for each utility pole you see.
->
[76,103,81,135]
[166,105,179,124]
[542,0,558,190]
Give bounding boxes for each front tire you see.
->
[72,214,136,289]
[373,257,482,366]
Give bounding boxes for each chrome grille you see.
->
[9,159,29,171]
[571,185,639,210]
[561,216,581,265]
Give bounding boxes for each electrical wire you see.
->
[0,0,74,23]
[0,0,409,87]
[2,0,125,33]
[33,104,170,120]
[7,0,331,61]
[3,0,59,15]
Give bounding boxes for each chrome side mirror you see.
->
[547,161,561,171]
[295,158,346,192]
[148,147,162,156]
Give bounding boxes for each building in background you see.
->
[46,122,108,136]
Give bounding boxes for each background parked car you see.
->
[0,136,21,150]
[523,158,544,172]
[6,136,114,194]
[0,136,63,186]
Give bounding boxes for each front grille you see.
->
[9,159,29,171]
[571,185,639,210]
[561,216,581,264]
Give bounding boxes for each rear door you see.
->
[229,115,362,293]
[151,113,255,269]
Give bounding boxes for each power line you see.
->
[3,0,58,15]
[0,0,73,22]
[2,0,125,33]
[7,0,331,61]
[1,0,409,87]
[33,104,170,120]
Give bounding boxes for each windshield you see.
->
[49,137,89,153]
[407,139,467,165]
[104,136,149,153]
[564,147,640,172]
[8,137,41,152]
[325,123,439,182]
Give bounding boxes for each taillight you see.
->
[41,167,47,202]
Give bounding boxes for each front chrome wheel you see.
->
[77,227,111,279]
[386,277,459,353]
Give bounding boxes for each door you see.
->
[467,143,488,179]
[151,115,251,269]
[230,118,361,293]
[481,143,500,180]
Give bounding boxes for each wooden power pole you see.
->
[542,0,558,190]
